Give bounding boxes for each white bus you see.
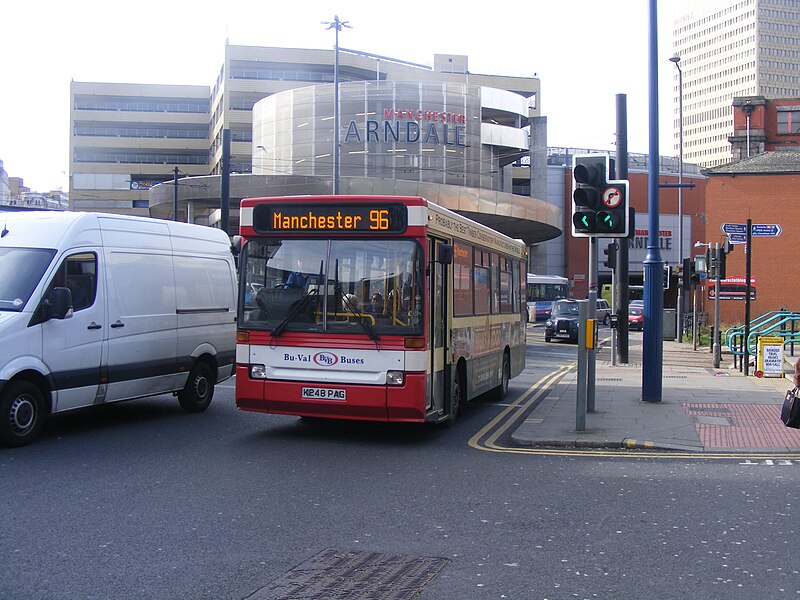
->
[526,274,569,321]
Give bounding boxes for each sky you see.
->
[0,0,679,193]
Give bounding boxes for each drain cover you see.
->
[248,548,450,600]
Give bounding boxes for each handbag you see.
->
[781,387,800,428]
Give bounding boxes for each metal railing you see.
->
[725,311,800,372]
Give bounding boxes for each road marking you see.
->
[468,365,800,461]
[468,365,572,452]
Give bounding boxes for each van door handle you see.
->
[110,320,125,328]
[87,322,102,330]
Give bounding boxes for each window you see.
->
[490,253,500,314]
[240,238,423,336]
[453,242,472,316]
[777,110,800,133]
[473,248,490,315]
[499,258,512,314]
[48,252,98,312]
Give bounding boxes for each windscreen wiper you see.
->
[270,289,318,339]
[338,287,380,343]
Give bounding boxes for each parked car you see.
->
[545,299,581,343]
[596,299,611,325]
[628,305,644,330]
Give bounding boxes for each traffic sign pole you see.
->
[744,218,753,376]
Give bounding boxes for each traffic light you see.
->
[717,246,727,279]
[603,242,618,270]
[571,154,630,238]
[663,265,671,289]
[682,257,698,290]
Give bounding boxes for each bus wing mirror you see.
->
[436,244,453,265]
[231,235,243,256]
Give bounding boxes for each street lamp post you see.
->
[670,53,684,343]
[323,15,351,195]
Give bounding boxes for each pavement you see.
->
[511,332,800,453]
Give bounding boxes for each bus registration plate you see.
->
[301,387,346,400]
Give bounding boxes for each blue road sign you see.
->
[751,224,782,237]
[726,233,747,244]
[721,223,746,235]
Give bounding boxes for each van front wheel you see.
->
[0,381,45,447]
[178,362,215,413]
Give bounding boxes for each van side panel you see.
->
[173,255,237,378]
[168,222,237,382]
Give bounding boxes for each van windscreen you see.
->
[0,248,57,311]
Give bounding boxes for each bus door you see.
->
[428,238,449,413]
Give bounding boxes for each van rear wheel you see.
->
[0,381,45,447]
[178,362,215,413]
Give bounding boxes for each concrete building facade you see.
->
[671,0,800,168]
[70,44,564,250]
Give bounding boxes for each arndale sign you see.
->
[344,108,467,147]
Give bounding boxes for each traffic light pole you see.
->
[615,94,630,364]
[587,239,597,413]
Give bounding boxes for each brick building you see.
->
[730,96,800,160]
[704,150,800,324]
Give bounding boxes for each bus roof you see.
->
[527,273,569,284]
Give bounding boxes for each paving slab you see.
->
[511,335,800,453]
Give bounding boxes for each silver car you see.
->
[596,299,612,325]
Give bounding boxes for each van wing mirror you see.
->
[46,287,73,320]
[436,244,453,265]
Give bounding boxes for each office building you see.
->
[672,0,800,167]
[72,44,564,250]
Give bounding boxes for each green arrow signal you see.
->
[597,210,620,231]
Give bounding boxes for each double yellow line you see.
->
[468,364,800,461]
[468,364,572,452]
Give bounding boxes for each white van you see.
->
[0,211,237,447]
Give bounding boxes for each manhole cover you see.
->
[247,548,450,600]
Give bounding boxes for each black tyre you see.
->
[442,369,464,427]
[491,352,510,401]
[545,335,552,343]
[178,362,215,413]
[0,381,45,447]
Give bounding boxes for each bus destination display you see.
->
[253,203,408,234]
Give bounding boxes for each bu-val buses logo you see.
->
[313,352,339,366]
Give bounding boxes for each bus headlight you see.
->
[386,370,405,386]
[250,364,267,379]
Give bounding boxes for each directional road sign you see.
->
[726,233,747,244]
[721,223,746,235]
[751,224,782,237]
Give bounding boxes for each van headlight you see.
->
[387,370,405,386]
[250,364,267,379]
